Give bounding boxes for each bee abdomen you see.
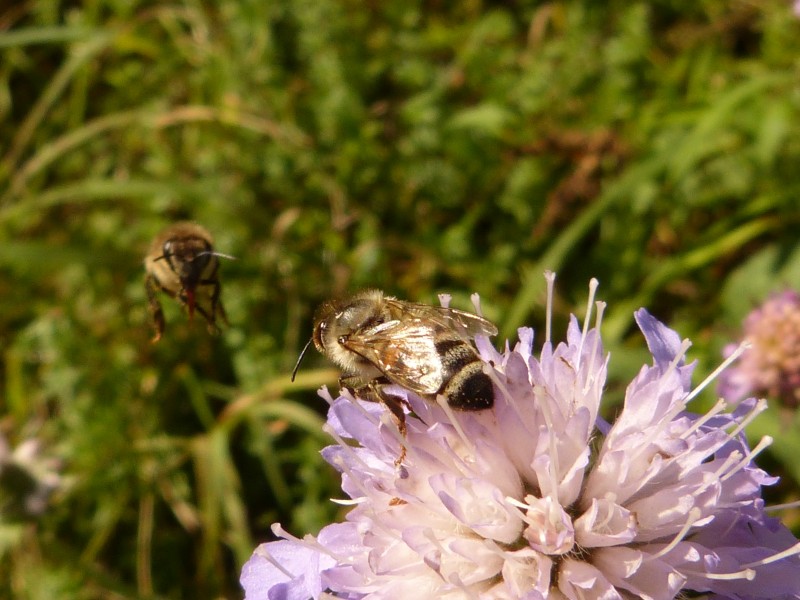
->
[435,339,494,410]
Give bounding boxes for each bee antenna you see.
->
[291,336,315,382]
[197,251,237,261]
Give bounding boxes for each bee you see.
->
[292,290,497,443]
[144,222,232,342]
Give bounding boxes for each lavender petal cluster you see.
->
[243,298,800,599]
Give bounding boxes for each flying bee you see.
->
[292,290,497,448]
[144,222,232,342]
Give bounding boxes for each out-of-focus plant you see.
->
[1,0,799,597]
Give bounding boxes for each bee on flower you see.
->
[242,275,800,600]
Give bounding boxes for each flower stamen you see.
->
[682,567,756,581]
[436,394,477,460]
[645,507,702,560]
[544,270,556,345]
[741,541,800,568]
[678,398,728,440]
[684,341,750,404]
[766,500,800,512]
[576,278,599,370]
[322,423,373,471]
[582,300,606,395]
[722,398,767,442]
[255,545,298,579]
[719,436,772,483]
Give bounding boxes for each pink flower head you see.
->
[718,290,800,407]
[243,278,800,599]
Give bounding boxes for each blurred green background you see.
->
[2,1,800,598]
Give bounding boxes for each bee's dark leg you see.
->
[145,274,166,342]
[193,303,220,335]
[338,376,409,465]
[377,391,408,466]
[199,276,228,328]
[368,381,409,465]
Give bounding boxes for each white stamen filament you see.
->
[678,398,728,441]
[330,497,365,505]
[270,522,299,542]
[438,293,452,308]
[681,567,756,581]
[328,453,373,500]
[256,544,298,579]
[435,395,477,460]
[666,338,693,379]
[675,399,766,480]
[741,541,800,568]
[719,436,772,483]
[646,507,702,560]
[695,450,743,495]
[320,387,336,406]
[594,300,606,332]
[505,496,530,511]
[576,278,599,370]
[722,399,767,442]
[544,270,556,345]
[470,292,483,316]
[485,365,530,427]
[376,411,425,467]
[271,523,344,562]
[346,394,385,427]
[582,300,606,395]
[684,341,750,403]
[504,497,544,531]
[528,386,562,493]
[766,500,800,512]
[322,423,373,471]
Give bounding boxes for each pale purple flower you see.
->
[0,432,62,519]
[243,278,800,599]
[718,290,800,407]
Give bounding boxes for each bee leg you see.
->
[339,377,409,465]
[145,274,165,342]
[378,392,408,466]
[193,302,220,335]
[197,275,228,332]
[202,268,229,327]
[369,382,409,466]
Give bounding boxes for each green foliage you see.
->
[1,0,799,597]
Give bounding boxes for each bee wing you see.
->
[386,299,498,339]
[342,319,446,395]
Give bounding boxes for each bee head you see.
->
[154,236,213,319]
[313,290,388,352]
[158,236,208,279]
